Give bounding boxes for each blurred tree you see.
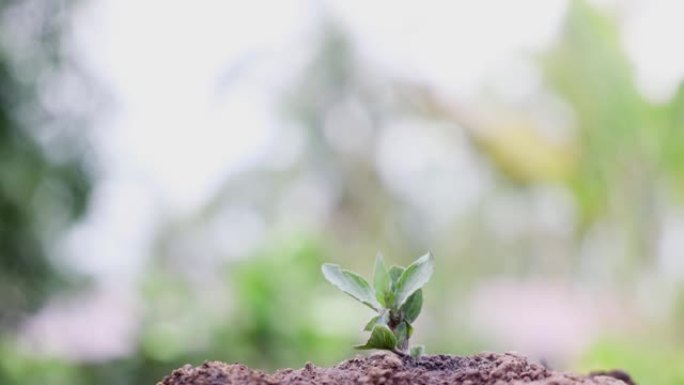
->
[543,0,651,230]
[0,0,92,328]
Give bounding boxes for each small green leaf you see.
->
[401,289,422,323]
[363,315,380,331]
[363,311,389,331]
[354,324,397,350]
[373,253,389,306]
[386,266,404,306]
[388,266,404,286]
[322,263,381,310]
[395,321,410,350]
[393,252,434,308]
[410,345,425,358]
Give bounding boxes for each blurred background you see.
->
[2,0,684,384]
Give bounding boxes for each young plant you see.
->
[321,252,434,358]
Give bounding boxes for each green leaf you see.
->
[386,266,404,307]
[373,253,389,307]
[393,252,434,308]
[322,263,381,310]
[401,289,423,323]
[388,266,404,286]
[363,315,380,332]
[363,311,389,331]
[354,324,397,350]
[410,345,425,358]
[395,321,410,349]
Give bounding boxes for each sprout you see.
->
[321,252,434,358]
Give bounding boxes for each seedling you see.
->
[321,252,434,358]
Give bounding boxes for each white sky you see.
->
[63,0,684,282]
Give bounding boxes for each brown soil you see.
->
[156,352,634,385]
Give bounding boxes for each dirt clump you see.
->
[157,352,631,385]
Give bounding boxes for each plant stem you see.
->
[390,348,408,358]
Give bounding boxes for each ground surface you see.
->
[157,352,634,385]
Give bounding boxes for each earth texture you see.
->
[157,352,634,385]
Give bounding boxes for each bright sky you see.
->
[63,0,684,283]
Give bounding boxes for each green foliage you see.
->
[354,325,397,350]
[580,339,684,385]
[0,0,91,330]
[410,345,425,358]
[393,253,433,309]
[322,252,434,356]
[372,254,389,306]
[402,290,422,324]
[321,263,381,310]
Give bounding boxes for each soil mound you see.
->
[157,352,633,385]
